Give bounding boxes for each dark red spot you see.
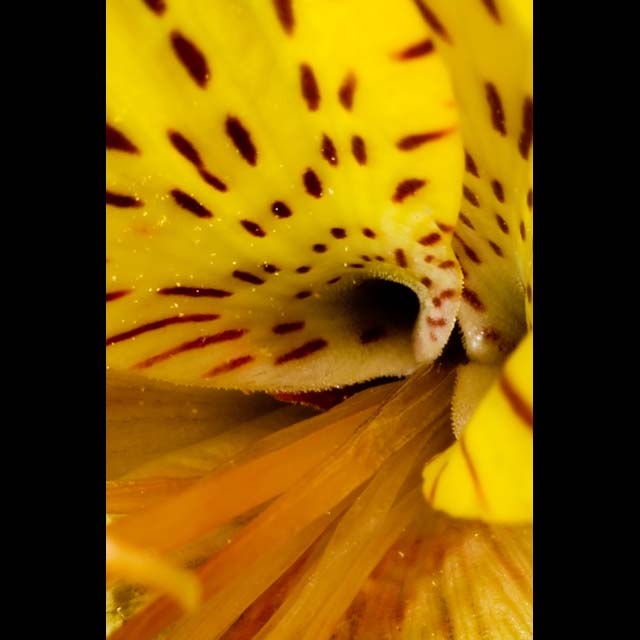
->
[170,31,210,88]
[527,188,533,210]
[106,124,138,153]
[395,249,408,268]
[143,0,166,15]
[462,288,485,311]
[106,191,142,208]
[436,222,453,233]
[351,136,367,165]
[199,169,228,192]
[360,326,386,344]
[427,316,447,327]
[495,214,509,234]
[395,39,434,60]
[375,256,385,262]
[500,375,533,429]
[273,0,294,34]
[463,186,480,207]
[240,220,266,237]
[424,255,434,263]
[272,201,292,218]
[331,227,347,239]
[419,232,441,246]
[296,266,311,274]
[412,0,451,43]
[491,179,505,203]
[362,228,377,239]
[465,151,479,176]
[440,289,456,299]
[134,329,248,369]
[168,132,228,192]
[321,134,338,166]
[520,220,527,240]
[455,235,481,264]
[327,276,341,284]
[519,97,533,160]
[106,290,131,303]
[263,263,280,274]
[421,277,432,287]
[526,284,533,303]
[349,263,365,269]
[360,255,372,262]
[106,314,219,347]
[272,321,305,335]
[393,179,427,203]
[168,130,202,166]
[480,0,501,22]
[300,64,320,111]
[439,260,456,269]
[338,73,356,110]
[488,240,503,257]
[303,168,323,198]
[313,243,327,253]
[396,129,454,150]
[295,290,312,299]
[433,297,442,308]
[459,212,475,229]
[158,286,232,298]
[205,355,254,378]
[275,338,328,364]
[484,327,501,342]
[233,270,265,285]
[485,82,506,135]
[170,189,212,218]
[225,116,258,166]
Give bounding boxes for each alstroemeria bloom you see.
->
[106,0,532,638]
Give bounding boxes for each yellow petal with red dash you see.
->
[411,0,533,361]
[423,331,532,522]
[107,0,466,391]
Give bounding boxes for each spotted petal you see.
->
[107,0,465,391]
[414,0,533,522]
[412,0,533,361]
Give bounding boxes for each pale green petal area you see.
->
[451,361,500,439]
[412,0,533,362]
[107,0,466,392]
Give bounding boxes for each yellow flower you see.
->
[106,0,532,637]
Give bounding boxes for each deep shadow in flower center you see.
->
[344,279,420,335]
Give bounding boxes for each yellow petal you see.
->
[106,401,314,514]
[107,365,454,638]
[413,0,533,361]
[106,370,289,480]
[107,381,398,555]
[219,509,532,640]
[170,439,428,640]
[423,331,532,522]
[106,535,201,613]
[107,0,466,391]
